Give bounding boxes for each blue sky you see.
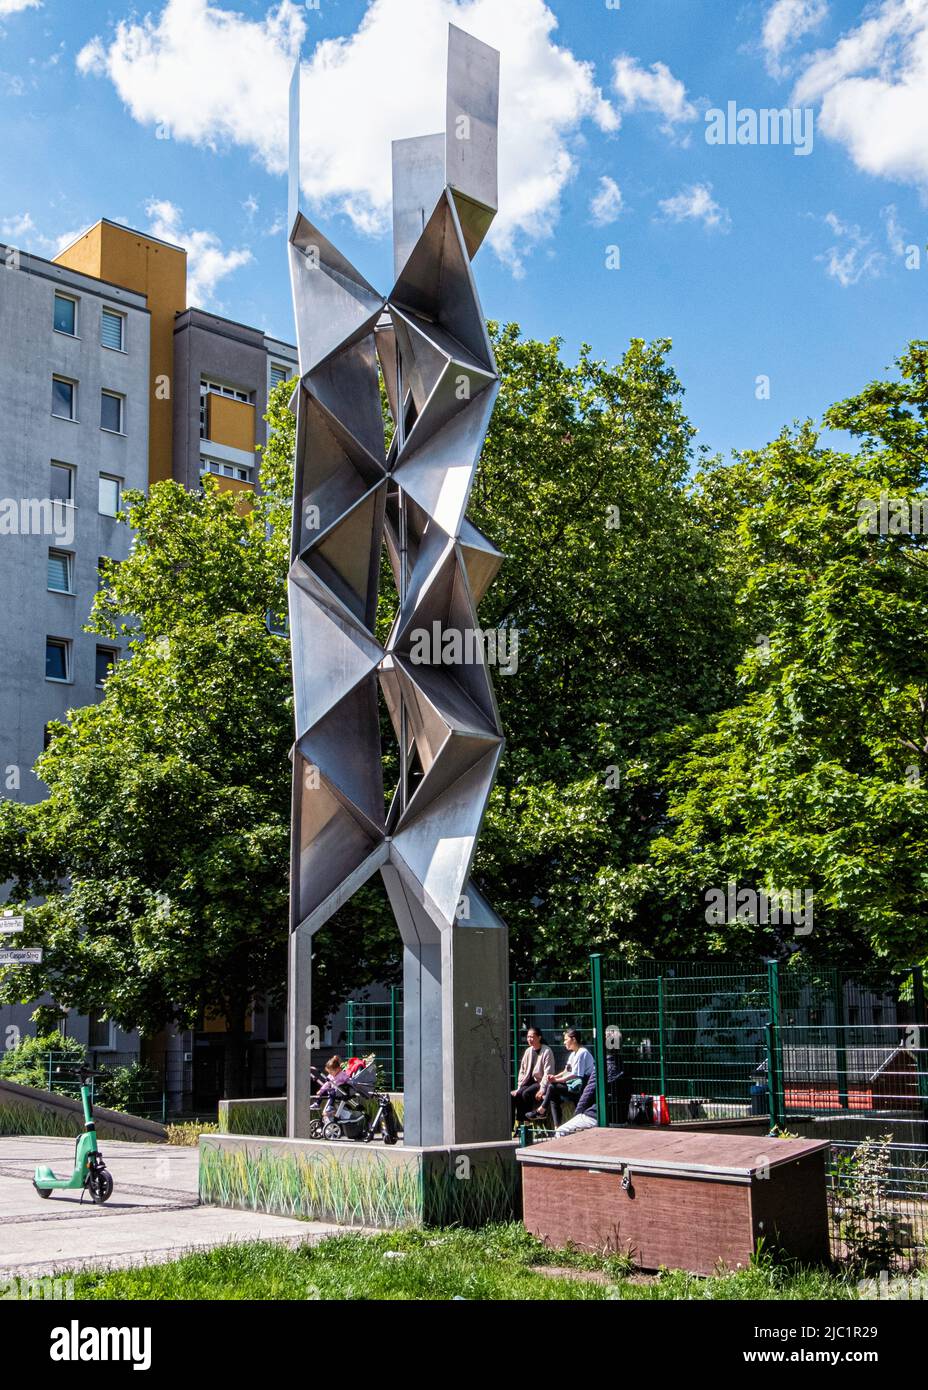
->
[0,0,926,459]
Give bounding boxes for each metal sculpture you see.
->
[286,25,509,1146]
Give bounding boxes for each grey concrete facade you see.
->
[0,250,151,803]
[0,249,151,1053]
[172,308,297,492]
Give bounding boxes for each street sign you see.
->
[0,916,24,934]
[0,949,41,964]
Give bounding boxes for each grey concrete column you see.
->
[287,924,315,1138]
[441,923,510,1144]
[402,941,444,1147]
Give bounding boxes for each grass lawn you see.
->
[70,1224,861,1301]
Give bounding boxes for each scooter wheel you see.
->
[88,1169,113,1204]
[34,1184,52,1199]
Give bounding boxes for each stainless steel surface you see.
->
[392,133,445,282]
[286,24,509,1146]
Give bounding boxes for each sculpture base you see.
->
[199,1133,520,1229]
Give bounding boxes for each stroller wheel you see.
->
[382,1132,397,1146]
[323,1121,342,1141]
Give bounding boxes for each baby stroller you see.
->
[309,1058,400,1145]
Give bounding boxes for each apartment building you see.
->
[0,220,297,1100]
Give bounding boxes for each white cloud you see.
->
[0,1,42,15]
[792,0,928,192]
[611,54,696,134]
[589,175,623,226]
[0,211,35,240]
[817,210,884,286]
[880,202,915,259]
[762,0,829,78]
[657,183,731,232]
[77,0,617,276]
[144,199,252,305]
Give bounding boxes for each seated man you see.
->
[527,1028,593,1129]
[512,1027,555,1125]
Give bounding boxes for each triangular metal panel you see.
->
[290,213,384,373]
[293,388,385,561]
[289,562,384,736]
[303,481,386,632]
[304,336,386,464]
[388,190,495,373]
[392,381,499,541]
[295,677,385,833]
[457,518,503,606]
[390,743,503,930]
[292,755,385,927]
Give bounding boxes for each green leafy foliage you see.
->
[0,1032,85,1088]
[649,343,928,965]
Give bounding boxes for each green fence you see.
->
[342,959,928,1263]
[343,958,927,1133]
[346,990,402,1091]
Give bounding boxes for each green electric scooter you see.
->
[33,1065,113,1203]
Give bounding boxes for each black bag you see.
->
[628,1093,653,1126]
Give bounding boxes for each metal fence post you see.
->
[834,969,850,1111]
[346,1000,355,1059]
[46,1052,52,1092]
[657,975,667,1096]
[511,980,519,1089]
[911,965,928,1118]
[590,954,608,1126]
[766,958,784,1130]
[389,986,398,1092]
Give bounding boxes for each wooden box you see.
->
[517,1127,830,1274]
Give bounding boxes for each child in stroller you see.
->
[309,1054,400,1144]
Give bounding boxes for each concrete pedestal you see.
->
[199,1133,520,1229]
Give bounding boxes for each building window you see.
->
[100,391,124,434]
[95,647,117,687]
[202,459,251,483]
[43,723,53,751]
[270,363,290,390]
[53,294,77,336]
[88,1011,115,1049]
[100,309,125,352]
[52,377,76,421]
[98,474,122,517]
[47,550,73,594]
[45,638,71,683]
[96,556,108,591]
[50,462,75,504]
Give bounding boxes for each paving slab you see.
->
[0,1137,354,1278]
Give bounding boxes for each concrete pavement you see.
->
[0,1137,349,1278]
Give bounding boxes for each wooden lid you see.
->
[515,1127,829,1180]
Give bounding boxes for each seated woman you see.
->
[511,1027,555,1124]
[527,1028,594,1129]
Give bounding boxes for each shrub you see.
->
[0,1032,85,1089]
[94,1062,161,1116]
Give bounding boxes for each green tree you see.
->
[469,328,739,974]
[648,343,928,968]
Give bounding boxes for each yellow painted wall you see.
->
[207,394,256,453]
[54,221,187,486]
